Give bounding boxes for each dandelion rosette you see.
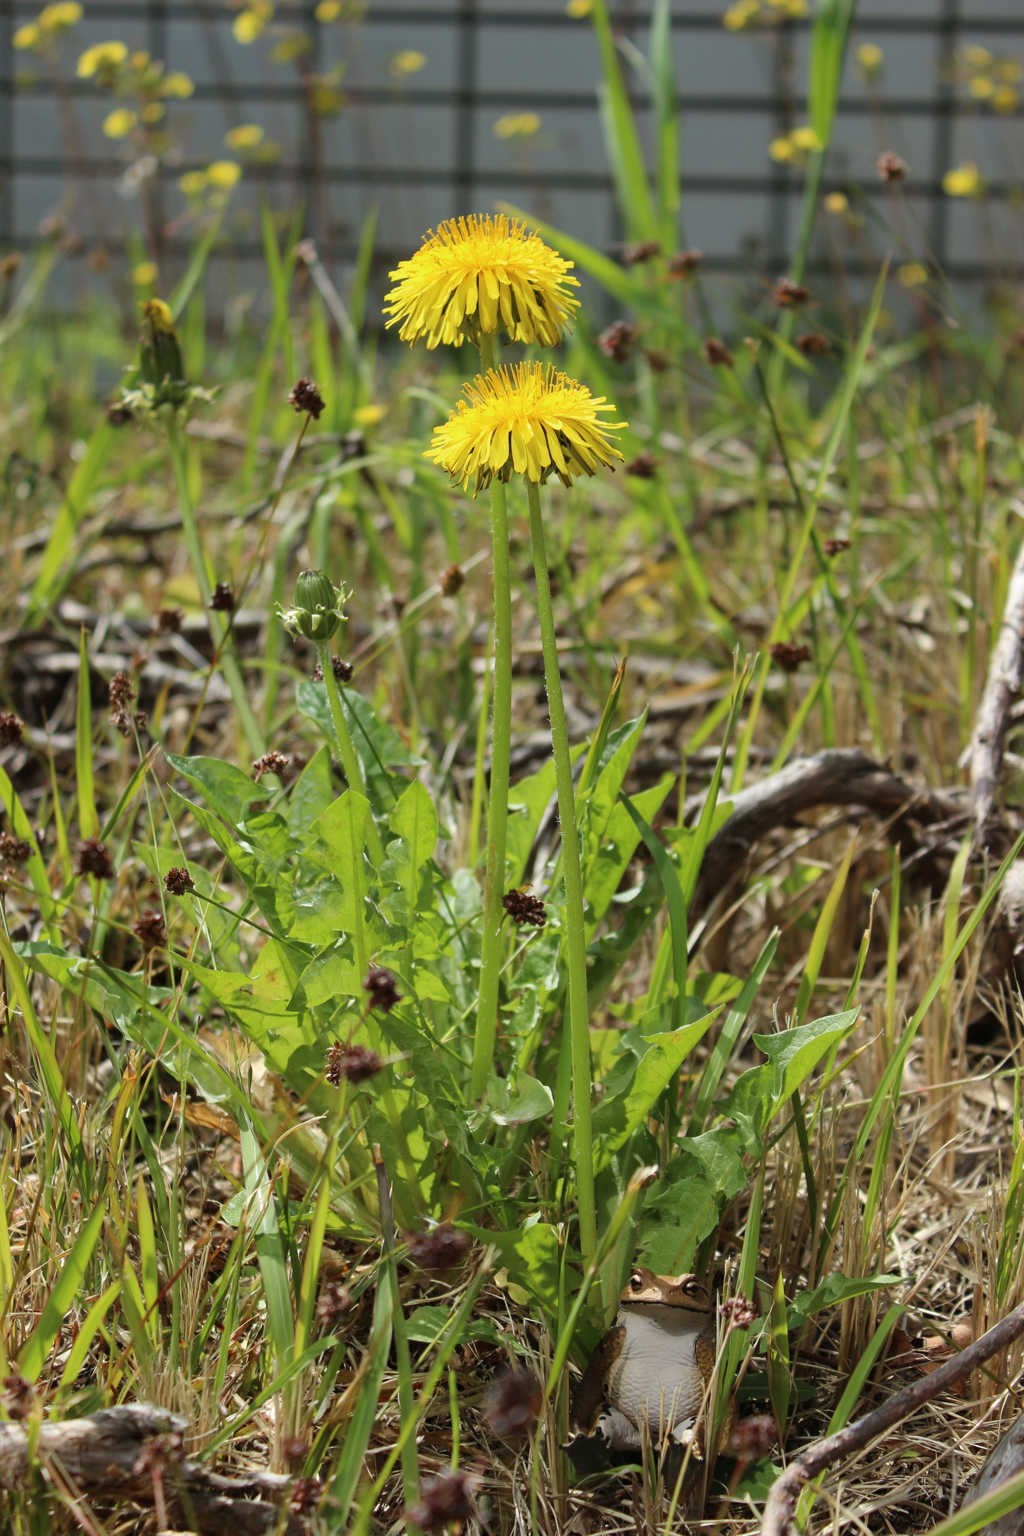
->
[384,214,579,349]
[427,362,625,495]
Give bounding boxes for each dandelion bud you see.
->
[286,569,345,642]
[139,298,185,389]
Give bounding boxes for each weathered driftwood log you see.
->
[967,535,1024,837]
[760,1300,1024,1536]
[961,1414,1024,1536]
[693,747,961,907]
[0,1404,304,1535]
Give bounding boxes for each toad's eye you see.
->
[684,1281,700,1295]
[629,1274,643,1292]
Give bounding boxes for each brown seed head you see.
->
[290,1475,323,1513]
[252,749,290,781]
[502,888,547,928]
[132,908,167,952]
[2,1375,35,1421]
[289,377,326,420]
[405,1223,470,1272]
[313,655,354,683]
[439,563,465,597]
[824,535,851,556]
[405,1468,479,1532]
[0,832,31,865]
[622,240,661,266]
[719,1294,757,1330]
[796,332,831,357]
[728,1413,777,1461]
[769,640,812,673]
[625,450,658,479]
[75,838,115,880]
[598,319,637,364]
[282,1435,308,1468]
[703,337,734,367]
[772,277,811,308]
[0,713,24,748]
[108,670,137,738]
[106,402,133,426]
[1,254,22,282]
[315,1277,352,1328]
[326,1040,383,1086]
[877,151,908,184]
[668,248,702,278]
[209,582,235,612]
[164,866,195,896]
[157,606,183,634]
[483,1368,543,1442]
[364,965,401,1014]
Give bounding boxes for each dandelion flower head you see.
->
[385,214,579,350]
[426,362,625,494]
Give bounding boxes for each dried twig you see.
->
[760,1301,1024,1536]
[0,1405,302,1535]
[967,535,1024,836]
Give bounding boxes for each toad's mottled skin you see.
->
[569,1269,718,1460]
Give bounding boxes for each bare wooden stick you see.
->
[760,1300,1024,1536]
[0,1405,304,1535]
[693,748,961,905]
[967,535,1024,835]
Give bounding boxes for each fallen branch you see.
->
[967,534,1024,836]
[0,1404,303,1535]
[760,1300,1024,1536]
[693,748,961,904]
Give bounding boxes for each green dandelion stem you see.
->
[315,642,385,867]
[525,475,596,1264]
[470,328,514,1103]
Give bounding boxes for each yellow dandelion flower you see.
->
[207,159,242,189]
[427,363,625,494]
[316,0,342,18]
[856,42,883,75]
[141,103,165,123]
[790,125,821,151]
[389,49,426,75]
[162,71,194,98]
[897,262,928,288]
[353,402,387,426]
[965,46,993,71]
[494,112,542,139]
[178,171,208,197]
[13,24,40,48]
[77,39,127,77]
[768,135,795,163]
[233,9,266,43]
[103,107,137,138]
[824,191,848,213]
[992,84,1018,113]
[385,214,579,350]
[130,51,149,69]
[133,261,158,286]
[225,123,264,149]
[566,0,593,14]
[969,75,995,99]
[723,0,759,30]
[995,60,1023,85]
[943,161,982,197]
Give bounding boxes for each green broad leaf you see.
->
[296,679,423,809]
[752,1007,859,1114]
[166,751,272,827]
[288,744,335,838]
[170,790,294,936]
[412,969,449,1003]
[288,879,348,945]
[585,773,674,929]
[293,938,360,1007]
[638,1126,749,1274]
[504,752,583,889]
[580,713,647,874]
[592,1009,719,1158]
[728,1458,782,1501]
[486,1072,554,1126]
[469,1218,577,1321]
[405,1306,503,1346]
[388,779,438,871]
[307,790,372,928]
[787,1273,903,1327]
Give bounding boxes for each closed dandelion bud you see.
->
[286,569,344,642]
[139,298,184,387]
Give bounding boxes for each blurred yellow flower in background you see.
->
[897,262,928,288]
[162,72,194,98]
[494,113,542,139]
[178,171,208,197]
[133,261,158,286]
[103,108,137,138]
[207,160,242,189]
[353,403,387,427]
[824,191,848,213]
[389,50,426,75]
[566,0,593,14]
[225,124,264,150]
[77,40,127,77]
[943,162,983,197]
[993,85,1018,113]
[856,42,884,76]
[233,4,273,44]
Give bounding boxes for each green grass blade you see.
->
[240,1117,296,1375]
[649,0,679,251]
[589,0,658,241]
[58,1280,122,1389]
[29,422,117,619]
[793,833,857,1025]
[689,928,779,1134]
[76,629,97,842]
[18,1197,106,1382]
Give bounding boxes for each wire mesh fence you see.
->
[2,1,1024,302]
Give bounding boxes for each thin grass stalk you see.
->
[470,329,513,1102]
[525,475,596,1263]
[164,419,265,757]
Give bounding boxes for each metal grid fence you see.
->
[2,1,1024,293]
